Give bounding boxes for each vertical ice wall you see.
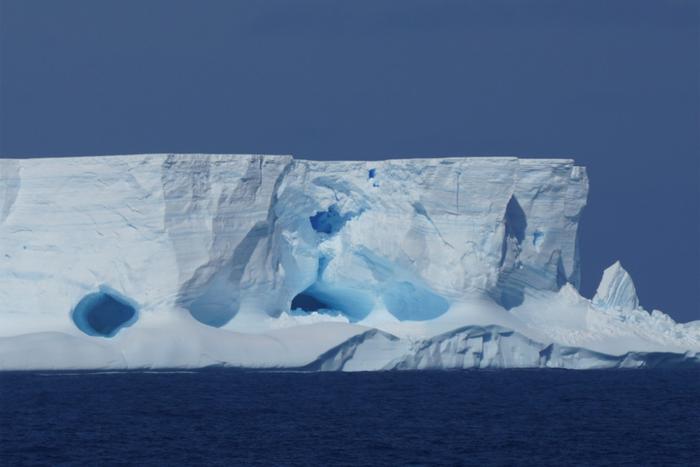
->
[161,154,294,326]
[0,155,587,335]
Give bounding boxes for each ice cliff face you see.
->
[0,154,697,370]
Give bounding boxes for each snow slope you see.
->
[0,154,697,370]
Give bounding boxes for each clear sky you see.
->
[1,0,698,322]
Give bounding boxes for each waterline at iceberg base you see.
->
[0,154,697,370]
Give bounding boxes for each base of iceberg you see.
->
[2,291,697,371]
[0,154,697,370]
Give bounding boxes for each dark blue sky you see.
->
[1,0,698,322]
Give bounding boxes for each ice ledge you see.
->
[305,325,700,371]
[1,324,696,372]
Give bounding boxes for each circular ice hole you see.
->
[72,290,137,337]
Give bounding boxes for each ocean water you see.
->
[1,369,698,466]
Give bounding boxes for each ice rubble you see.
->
[0,154,697,370]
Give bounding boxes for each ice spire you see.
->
[593,261,639,310]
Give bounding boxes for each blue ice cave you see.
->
[290,292,331,312]
[291,282,374,320]
[72,290,137,337]
[309,205,353,235]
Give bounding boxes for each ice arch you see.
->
[290,283,374,321]
[72,290,137,337]
[291,292,331,312]
[288,244,377,320]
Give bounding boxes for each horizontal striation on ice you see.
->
[0,154,696,370]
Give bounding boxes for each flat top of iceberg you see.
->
[2,153,579,166]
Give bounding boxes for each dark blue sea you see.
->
[1,369,698,466]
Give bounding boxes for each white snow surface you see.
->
[0,154,697,370]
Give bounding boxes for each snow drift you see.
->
[0,154,697,370]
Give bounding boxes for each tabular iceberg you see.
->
[0,154,697,370]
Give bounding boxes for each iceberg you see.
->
[0,154,697,370]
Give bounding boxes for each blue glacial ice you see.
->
[0,154,697,370]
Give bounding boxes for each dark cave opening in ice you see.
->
[72,290,137,337]
[496,196,528,309]
[504,196,527,243]
[290,283,374,321]
[309,205,353,235]
[290,292,332,312]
